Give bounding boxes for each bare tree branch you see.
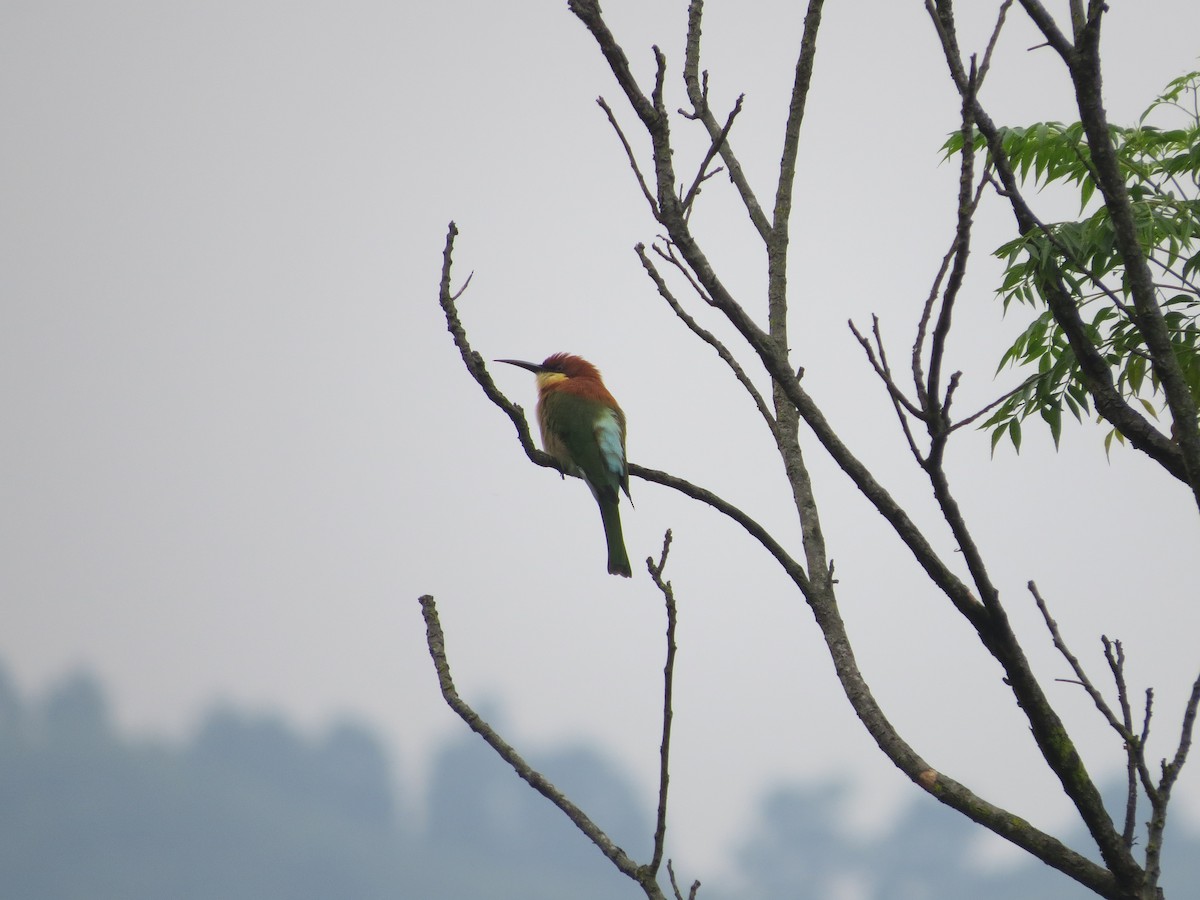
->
[911,174,983,416]
[1102,637,1141,848]
[770,0,825,238]
[1027,581,1144,750]
[667,859,700,900]
[437,222,564,475]
[418,594,663,896]
[1015,0,1077,60]
[924,67,983,429]
[849,316,928,465]
[852,316,925,420]
[630,462,811,595]
[638,242,775,430]
[647,531,678,875]
[652,240,716,308]
[1145,668,1200,889]
[976,0,1014,86]
[680,94,742,215]
[682,0,771,239]
[598,97,659,216]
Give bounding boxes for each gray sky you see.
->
[3,0,1199,876]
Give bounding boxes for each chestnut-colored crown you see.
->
[540,353,602,380]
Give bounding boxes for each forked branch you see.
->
[565,3,1123,896]
[437,222,558,474]
[418,530,695,899]
[418,595,649,888]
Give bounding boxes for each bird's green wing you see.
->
[542,391,628,498]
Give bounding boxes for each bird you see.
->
[496,353,632,577]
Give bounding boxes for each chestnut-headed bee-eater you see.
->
[497,353,632,577]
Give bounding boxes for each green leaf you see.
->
[1041,405,1063,448]
[990,424,1006,456]
[1009,419,1023,452]
[1064,393,1082,421]
[986,66,1200,455]
[1079,177,1096,211]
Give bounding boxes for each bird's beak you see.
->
[495,358,542,373]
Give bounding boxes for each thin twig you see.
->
[1159,666,1200,795]
[1141,688,1154,751]
[1102,637,1140,848]
[1167,670,1200,777]
[666,859,701,900]
[681,95,743,214]
[770,0,826,237]
[1030,583,1163,845]
[682,0,770,239]
[598,97,659,216]
[437,223,567,476]
[1144,668,1200,892]
[654,241,715,307]
[1016,0,1078,62]
[942,371,963,424]
[1029,582,1126,736]
[630,462,811,596]
[667,860,684,900]
[926,63,983,436]
[913,210,967,411]
[911,166,987,417]
[850,316,925,419]
[948,373,1040,433]
[849,316,927,465]
[647,531,678,874]
[639,243,775,430]
[976,0,1014,87]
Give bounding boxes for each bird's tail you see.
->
[598,492,632,578]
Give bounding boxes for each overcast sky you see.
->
[3,0,1199,878]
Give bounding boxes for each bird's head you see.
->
[496,353,602,391]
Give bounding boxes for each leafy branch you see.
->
[943,75,1200,455]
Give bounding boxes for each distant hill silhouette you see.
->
[0,662,639,899]
[713,776,1200,900]
[0,661,1195,899]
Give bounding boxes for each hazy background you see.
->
[5,661,1199,898]
[3,0,1199,891]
